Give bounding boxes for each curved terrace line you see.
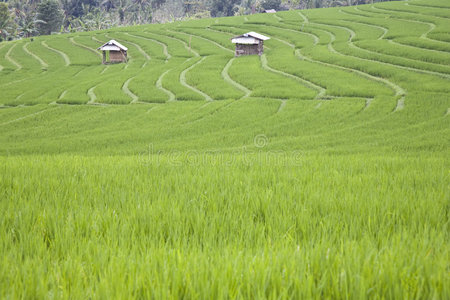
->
[211,25,326,99]
[339,8,450,54]
[221,57,252,99]
[220,22,319,47]
[122,34,152,61]
[261,54,324,99]
[91,36,107,44]
[372,4,450,21]
[70,37,102,58]
[277,100,287,113]
[342,6,374,18]
[297,11,309,24]
[157,31,200,57]
[353,6,388,17]
[170,29,234,54]
[263,24,320,45]
[390,38,450,55]
[237,99,392,149]
[5,43,22,70]
[380,3,450,20]
[23,42,48,69]
[321,34,407,111]
[287,21,403,97]
[180,57,213,101]
[182,100,237,126]
[371,5,439,38]
[41,41,70,66]
[404,1,450,9]
[100,65,109,74]
[216,24,379,102]
[406,0,448,8]
[310,21,450,79]
[364,98,373,111]
[338,7,374,18]
[353,6,373,12]
[205,27,235,39]
[317,26,405,97]
[58,90,67,100]
[393,98,405,112]
[15,93,25,101]
[294,43,402,98]
[337,10,389,39]
[0,107,58,126]
[156,70,176,102]
[273,14,283,22]
[0,78,27,89]
[122,77,139,104]
[117,35,151,68]
[125,33,171,61]
[226,24,377,100]
[87,86,97,104]
[165,29,252,101]
[364,5,444,44]
[293,96,404,142]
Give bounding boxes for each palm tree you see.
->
[16,11,44,37]
[85,10,113,30]
[0,2,13,40]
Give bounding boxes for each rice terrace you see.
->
[0,0,449,298]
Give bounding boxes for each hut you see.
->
[97,40,128,64]
[264,9,277,13]
[231,32,270,57]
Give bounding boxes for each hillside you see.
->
[0,0,448,154]
[0,0,449,298]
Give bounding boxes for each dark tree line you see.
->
[0,0,394,40]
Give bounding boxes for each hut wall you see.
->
[109,50,126,62]
[235,42,264,56]
[257,42,264,55]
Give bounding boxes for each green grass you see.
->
[0,0,449,298]
[0,155,448,298]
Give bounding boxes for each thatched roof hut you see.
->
[98,40,128,64]
[231,32,270,57]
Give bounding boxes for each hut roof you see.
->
[98,40,128,51]
[264,9,277,13]
[231,32,270,45]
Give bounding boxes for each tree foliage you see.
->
[0,0,396,39]
[0,2,12,40]
[210,0,240,17]
[261,0,281,10]
[37,0,64,35]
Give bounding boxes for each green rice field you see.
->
[0,0,449,298]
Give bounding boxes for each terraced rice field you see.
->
[0,0,448,107]
[0,0,449,298]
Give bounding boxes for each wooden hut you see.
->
[97,40,128,64]
[231,32,270,57]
